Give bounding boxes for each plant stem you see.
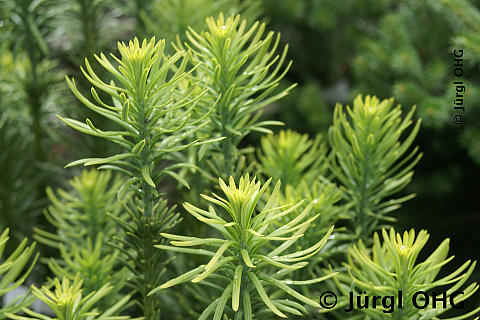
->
[221,118,234,178]
[239,264,249,318]
[137,99,160,320]
[357,152,370,239]
[141,227,159,320]
[86,184,99,240]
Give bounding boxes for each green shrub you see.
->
[0,3,478,320]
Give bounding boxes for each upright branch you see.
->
[0,229,38,317]
[179,14,294,179]
[153,175,337,319]
[33,170,129,312]
[258,129,328,190]
[342,228,480,320]
[7,274,131,320]
[62,37,210,320]
[329,95,422,240]
[3,0,56,161]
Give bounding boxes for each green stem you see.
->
[220,107,235,179]
[393,271,408,320]
[142,229,159,320]
[221,130,234,179]
[137,100,160,320]
[139,100,154,216]
[356,152,370,240]
[86,184,99,240]
[356,117,374,241]
[238,264,250,318]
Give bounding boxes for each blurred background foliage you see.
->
[261,0,480,288]
[0,0,479,314]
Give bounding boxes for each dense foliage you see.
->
[0,0,479,319]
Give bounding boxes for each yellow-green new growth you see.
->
[61,36,210,196]
[7,274,131,320]
[258,129,328,190]
[153,174,337,319]
[329,95,422,239]
[179,13,292,179]
[0,229,38,319]
[342,228,480,320]
[60,36,218,320]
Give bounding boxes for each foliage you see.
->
[0,0,60,161]
[6,274,132,320]
[62,37,208,195]
[176,13,292,181]
[260,2,480,266]
[257,129,345,268]
[329,95,422,239]
[45,236,130,313]
[154,175,336,319]
[427,0,480,165]
[0,2,479,320]
[258,130,328,189]
[34,170,123,248]
[0,229,38,319]
[0,0,52,57]
[263,0,480,161]
[60,36,216,319]
[49,0,127,64]
[0,119,46,245]
[340,228,480,320]
[140,0,261,45]
[436,0,480,63]
[352,1,454,127]
[261,0,390,83]
[34,170,129,312]
[0,1,58,264]
[280,180,344,255]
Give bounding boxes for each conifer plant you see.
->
[153,175,336,319]
[176,13,293,181]
[0,5,479,320]
[60,37,214,319]
[340,228,480,320]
